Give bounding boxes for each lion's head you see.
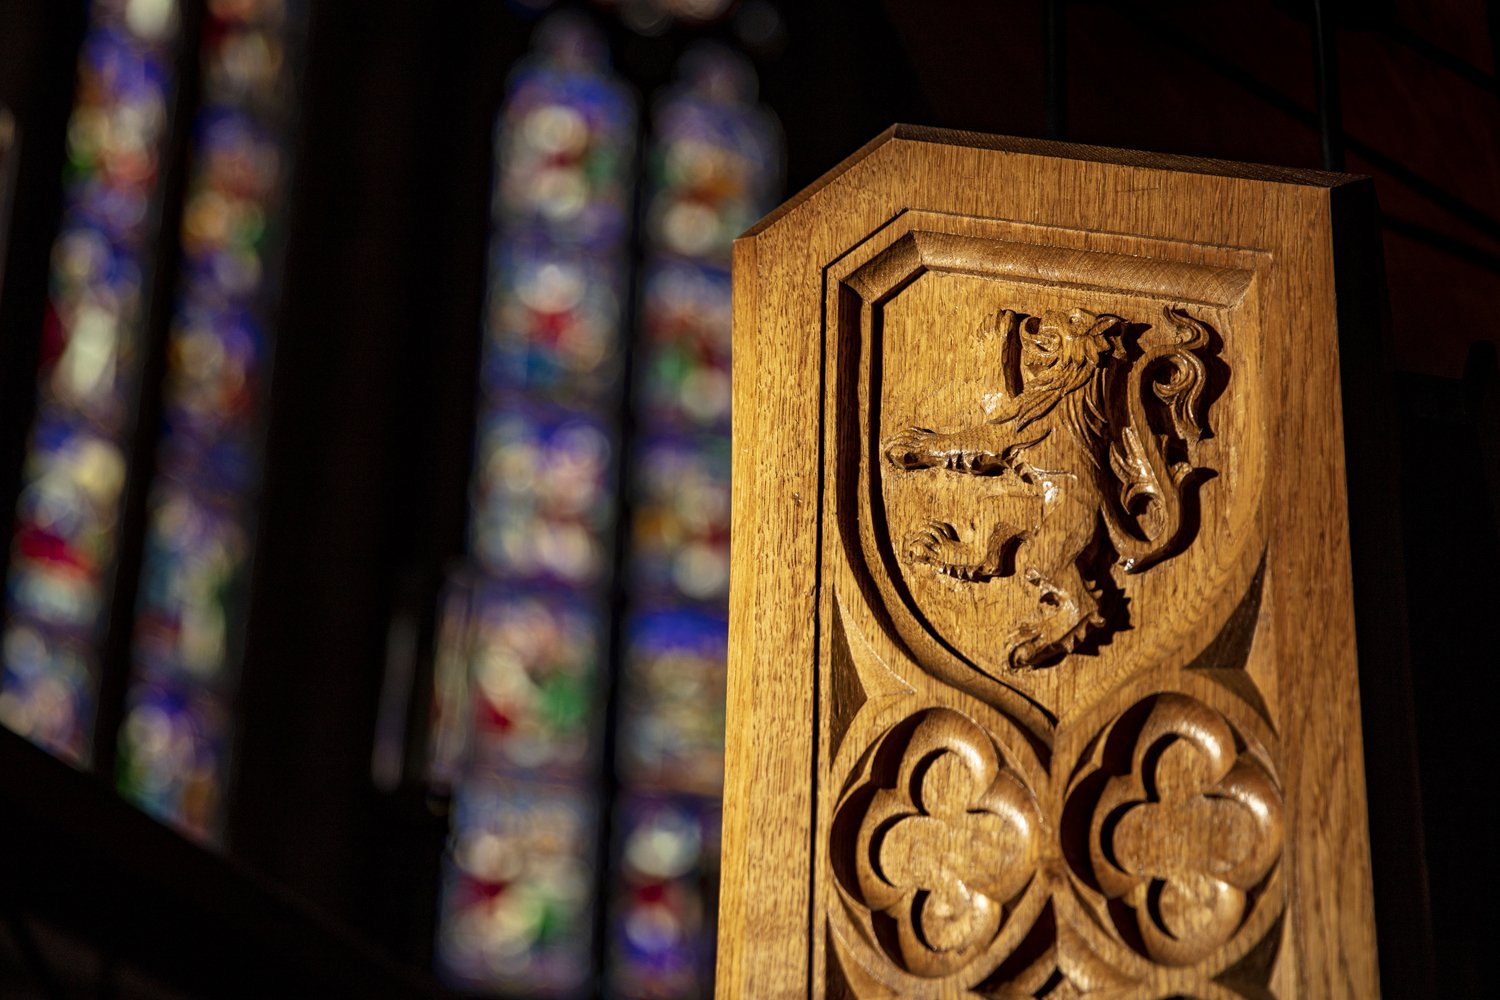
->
[1005,308,1122,430]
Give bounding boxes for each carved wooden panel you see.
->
[721,128,1382,998]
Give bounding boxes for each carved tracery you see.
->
[830,694,1285,995]
[832,708,1043,979]
[1067,693,1284,969]
[817,214,1291,997]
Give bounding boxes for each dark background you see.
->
[1,0,1496,996]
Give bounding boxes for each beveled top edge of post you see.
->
[740,123,1367,242]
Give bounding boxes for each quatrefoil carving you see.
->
[832,693,1284,992]
[1079,693,1283,967]
[834,708,1042,978]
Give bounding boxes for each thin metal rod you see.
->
[1313,0,1346,170]
[1046,0,1067,140]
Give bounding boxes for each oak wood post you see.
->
[721,127,1401,998]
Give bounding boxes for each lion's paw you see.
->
[884,426,941,470]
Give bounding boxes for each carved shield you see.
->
[830,213,1263,720]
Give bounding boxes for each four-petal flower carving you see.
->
[1084,693,1283,966]
[838,709,1042,978]
[833,695,1285,990]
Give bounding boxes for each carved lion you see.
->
[883,305,1213,668]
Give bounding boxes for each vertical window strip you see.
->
[433,15,636,996]
[115,0,306,844]
[609,45,781,999]
[0,0,183,765]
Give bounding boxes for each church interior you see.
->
[0,1,1496,996]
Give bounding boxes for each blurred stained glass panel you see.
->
[606,43,781,998]
[1,0,183,763]
[473,403,616,588]
[642,45,779,264]
[617,608,726,796]
[486,240,627,400]
[495,20,635,244]
[467,589,606,782]
[433,15,781,997]
[439,782,599,997]
[114,663,229,838]
[436,14,636,994]
[637,260,732,433]
[116,0,305,840]
[488,13,637,406]
[608,793,721,999]
[629,434,730,607]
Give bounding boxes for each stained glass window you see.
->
[432,8,782,995]
[616,608,727,795]
[590,0,738,35]
[115,0,306,842]
[432,14,637,992]
[0,0,183,763]
[610,794,721,999]
[441,781,598,996]
[607,44,780,997]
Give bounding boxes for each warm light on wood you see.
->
[720,126,1382,997]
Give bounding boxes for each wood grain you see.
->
[721,126,1384,998]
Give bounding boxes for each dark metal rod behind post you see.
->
[1046,0,1067,140]
[1313,0,1346,170]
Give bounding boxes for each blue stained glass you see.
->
[637,260,732,433]
[116,0,305,841]
[0,625,92,758]
[436,14,637,994]
[642,45,779,264]
[485,15,637,406]
[495,18,636,246]
[1,0,182,763]
[438,21,782,998]
[485,238,628,403]
[114,663,229,841]
[472,402,616,587]
[128,488,245,685]
[608,793,720,999]
[628,434,730,606]
[607,44,782,998]
[617,608,727,795]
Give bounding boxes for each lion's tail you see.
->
[1102,307,1210,573]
